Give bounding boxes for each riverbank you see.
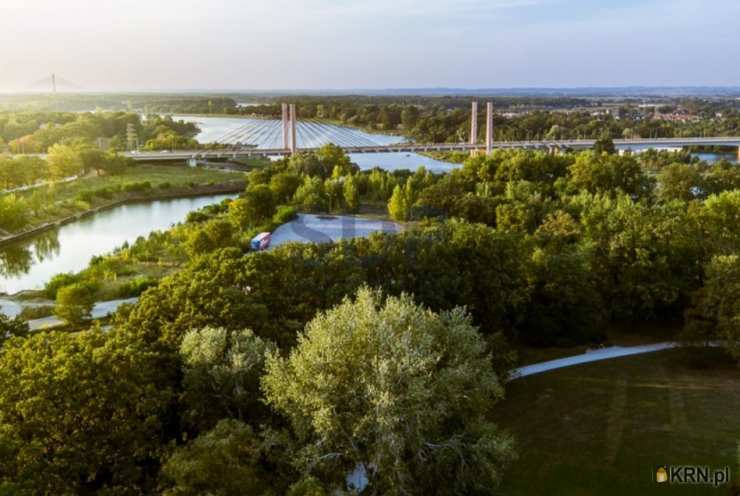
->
[0,181,244,248]
[1,164,245,242]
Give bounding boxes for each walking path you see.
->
[509,342,681,380]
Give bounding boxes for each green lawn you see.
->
[494,349,740,495]
[15,163,242,204]
[2,164,244,234]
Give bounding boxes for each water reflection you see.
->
[0,194,235,295]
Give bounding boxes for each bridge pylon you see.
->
[289,104,297,155]
[470,101,479,156]
[486,102,494,154]
[282,104,290,151]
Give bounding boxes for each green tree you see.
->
[0,194,29,231]
[569,151,653,199]
[270,172,302,203]
[343,175,360,213]
[179,327,275,432]
[0,313,28,348]
[657,163,704,202]
[387,184,408,221]
[160,419,286,496]
[263,288,515,495]
[54,283,95,326]
[316,144,353,176]
[185,219,236,257]
[46,143,84,179]
[0,329,173,493]
[292,176,327,212]
[593,135,616,155]
[229,185,276,227]
[684,255,740,358]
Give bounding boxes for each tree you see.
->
[179,327,275,432]
[270,172,302,203]
[593,135,616,155]
[316,144,353,177]
[0,313,28,348]
[387,184,408,221]
[576,192,702,319]
[263,288,515,495]
[0,194,29,231]
[46,143,84,179]
[569,151,653,199]
[657,163,704,202]
[684,255,740,359]
[343,175,360,213]
[185,219,236,257]
[229,185,276,227]
[292,176,327,212]
[161,419,285,496]
[54,283,95,326]
[0,329,173,493]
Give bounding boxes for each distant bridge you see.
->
[122,101,740,162]
[124,136,740,162]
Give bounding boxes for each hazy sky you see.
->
[0,0,738,91]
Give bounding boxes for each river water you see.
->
[0,194,234,296]
[176,115,459,173]
[1,119,735,309]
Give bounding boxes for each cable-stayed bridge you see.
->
[128,102,740,162]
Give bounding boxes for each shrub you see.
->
[45,272,82,299]
[273,205,298,224]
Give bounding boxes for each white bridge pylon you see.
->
[469,101,494,155]
[280,103,299,154]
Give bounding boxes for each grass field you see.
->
[15,163,242,203]
[494,348,740,495]
[2,164,244,234]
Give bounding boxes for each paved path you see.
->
[509,342,681,380]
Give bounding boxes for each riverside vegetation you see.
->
[0,138,739,494]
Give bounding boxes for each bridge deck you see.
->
[124,137,740,161]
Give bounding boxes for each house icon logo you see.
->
[656,466,668,484]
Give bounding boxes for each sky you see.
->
[0,0,738,91]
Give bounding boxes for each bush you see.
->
[18,305,54,320]
[122,181,152,193]
[75,191,95,203]
[54,283,97,326]
[45,272,82,299]
[273,205,298,224]
[116,276,158,298]
[159,182,172,190]
[186,210,210,223]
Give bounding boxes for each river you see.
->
[0,194,235,297]
[177,115,737,169]
[175,115,459,173]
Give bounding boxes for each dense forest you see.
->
[1,142,738,494]
[240,97,740,143]
[0,111,201,154]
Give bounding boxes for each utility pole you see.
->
[126,123,138,151]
